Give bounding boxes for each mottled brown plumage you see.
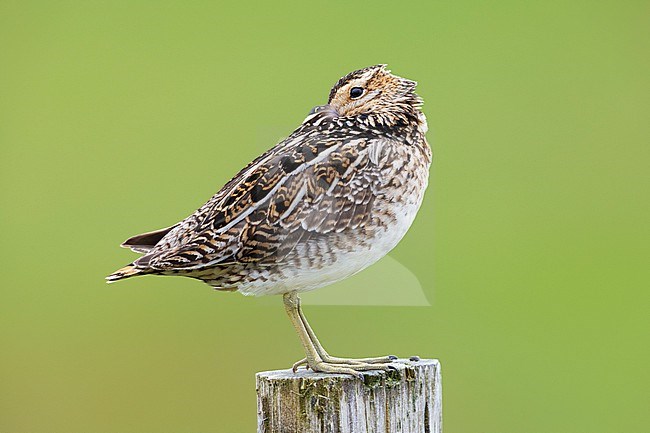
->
[108,65,431,375]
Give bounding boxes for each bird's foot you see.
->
[292,358,309,372]
[292,355,398,377]
[323,354,398,365]
[311,360,396,378]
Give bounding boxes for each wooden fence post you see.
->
[256,358,441,433]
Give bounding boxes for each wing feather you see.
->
[136,116,393,271]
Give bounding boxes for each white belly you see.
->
[237,138,431,297]
[238,191,426,297]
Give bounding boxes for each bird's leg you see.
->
[284,292,396,375]
[284,292,365,377]
[282,292,322,369]
[296,298,397,366]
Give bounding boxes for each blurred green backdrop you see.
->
[1,1,648,432]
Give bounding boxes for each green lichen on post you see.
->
[297,378,309,422]
[404,365,417,382]
[296,376,344,420]
[385,368,403,387]
[364,367,405,390]
[363,373,383,389]
[313,379,339,417]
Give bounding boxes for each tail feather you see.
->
[120,225,177,253]
[106,264,146,283]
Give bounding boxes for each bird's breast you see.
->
[237,138,431,297]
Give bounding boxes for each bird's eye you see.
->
[349,87,364,99]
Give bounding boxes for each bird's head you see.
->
[326,65,424,130]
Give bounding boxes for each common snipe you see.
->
[108,65,431,376]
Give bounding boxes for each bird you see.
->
[107,65,432,376]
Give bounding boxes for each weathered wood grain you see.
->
[257,359,441,433]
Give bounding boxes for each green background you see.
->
[1,1,648,432]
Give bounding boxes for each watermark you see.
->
[301,254,430,306]
[254,125,431,307]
